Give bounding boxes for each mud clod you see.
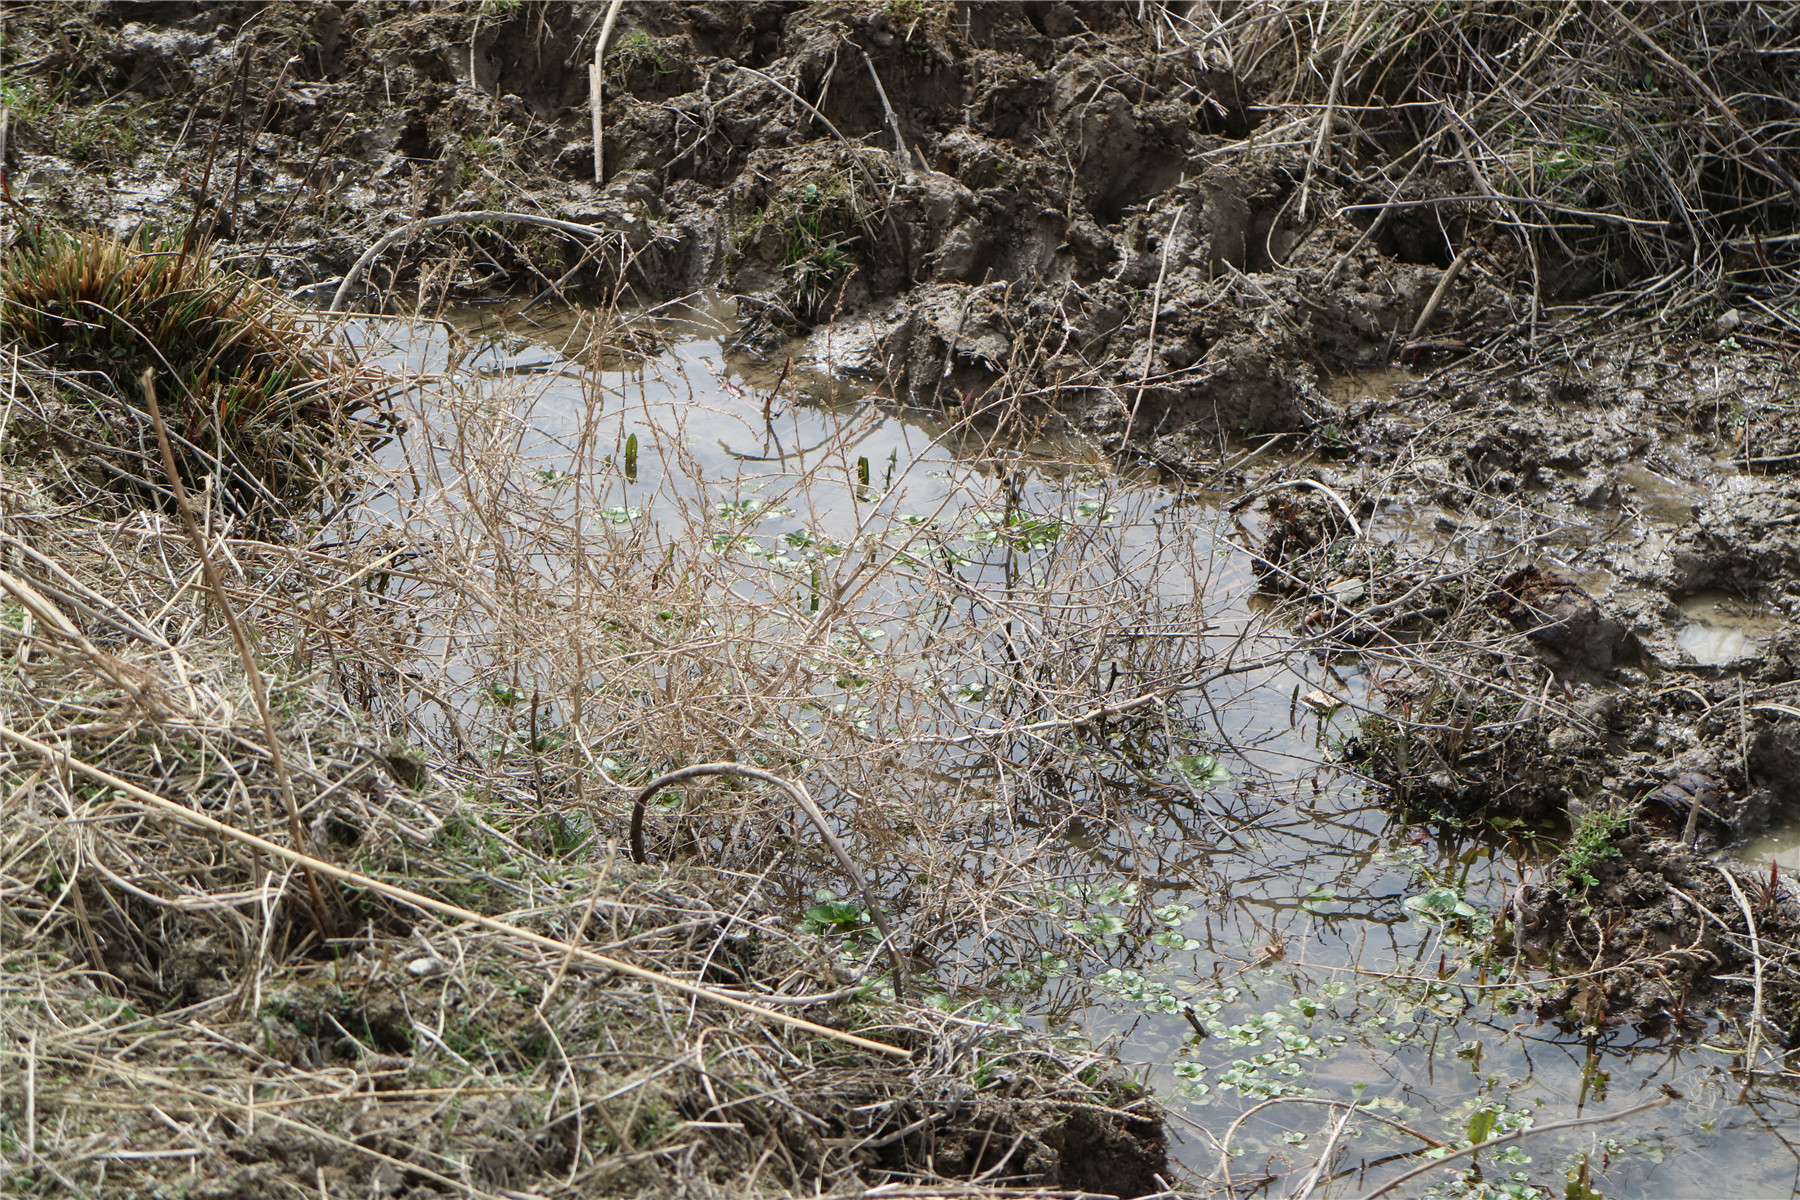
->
[1494,566,1639,677]
[1515,841,1800,1044]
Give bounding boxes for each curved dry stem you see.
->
[1352,1095,1672,1200]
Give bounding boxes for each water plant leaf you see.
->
[1404,886,1479,924]
[1174,753,1231,786]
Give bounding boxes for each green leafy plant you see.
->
[967,508,1064,549]
[613,28,678,78]
[778,179,857,321]
[1174,753,1231,788]
[801,891,872,939]
[1404,885,1480,926]
[1559,803,1633,890]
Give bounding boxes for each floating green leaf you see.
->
[1174,753,1231,787]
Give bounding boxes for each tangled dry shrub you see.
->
[0,226,391,522]
[339,302,1294,1003]
[0,306,1221,1195]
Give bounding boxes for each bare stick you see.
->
[1298,0,1362,221]
[858,46,914,176]
[630,762,909,997]
[1215,1095,1449,1193]
[0,723,912,1059]
[141,370,333,935]
[591,0,625,184]
[1120,198,1186,449]
[1230,477,1364,538]
[1293,1102,1354,1200]
[1716,865,1767,1071]
[23,1031,35,1167]
[1405,246,1473,348]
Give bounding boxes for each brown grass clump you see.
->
[0,226,391,522]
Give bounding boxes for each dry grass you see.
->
[335,299,1290,992]
[0,227,392,524]
[0,281,1275,1194]
[1166,0,1800,344]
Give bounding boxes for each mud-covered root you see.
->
[0,225,391,525]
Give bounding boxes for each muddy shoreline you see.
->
[10,1,1800,1194]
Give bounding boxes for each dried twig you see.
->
[1405,246,1473,348]
[590,0,626,184]
[1716,864,1768,1071]
[857,45,914,178]
[1297,0,1362,221]
[327,211,630,313]
[1352,1095,1673,1200]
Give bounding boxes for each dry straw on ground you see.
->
[0,249,1231,1194]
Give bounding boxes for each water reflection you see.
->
[338,301,1787,1198]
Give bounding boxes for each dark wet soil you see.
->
[5,0,1507,441]
[11,0,1800,1134]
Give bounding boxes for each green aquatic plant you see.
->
[1559,802,1633,891]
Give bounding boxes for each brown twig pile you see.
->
[0,288,1237,1194]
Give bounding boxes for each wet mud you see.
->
[7,0,1503,442]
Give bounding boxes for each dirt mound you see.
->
[21,0,1784,454]
[1511,838,1800,1047]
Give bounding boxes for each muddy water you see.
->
[1676,591,1786,667]
[348,305,1799,1200]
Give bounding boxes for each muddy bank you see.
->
[1248,368,1800,1037]
[14,1,1789,451]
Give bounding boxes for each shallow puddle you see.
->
[342,303,1800,1199]
[1743,823,1800,872]
[1616,463,1708,527]
[1676,590,1785,666]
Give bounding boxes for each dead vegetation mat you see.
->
[1509,836,1800,1052]
[0,395,1165,1198]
